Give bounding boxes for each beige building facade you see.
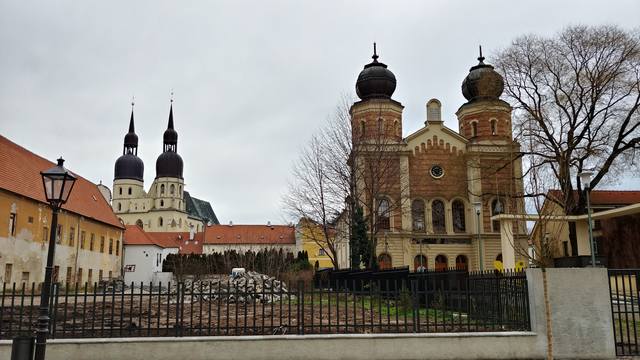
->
[111,104,218,234]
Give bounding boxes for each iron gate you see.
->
[609,269,640,356]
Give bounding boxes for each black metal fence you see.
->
[0,270,529,339]
[609,269,640,356]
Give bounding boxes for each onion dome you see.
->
[356,43,397,100]
[155,102,183,179]
[115,108,144,181]
[461,46,504,101]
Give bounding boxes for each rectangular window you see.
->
[53,265,60,283]
[28,216,34,223]
[4,264,12,284]
[109,238,113,254]
[115,240,120,256]
[318,248,326,256]
[77,268,83,285]
[90,234,95,251]
[80,231,86,249]
[98,269,103,282]
[21,272,29,283]
[108,271,112,280]
[9,213,17,236]
[65,267,73,285]
[56,224,63,244]
[87,269,93,286]
[100,237,105,253]
[43,227,48,243]
[69,227,75,247]
[562,241,569,257]
[156,253,161,267]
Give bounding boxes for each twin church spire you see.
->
[114,97,183,182]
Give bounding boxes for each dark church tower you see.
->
[113,103,145,213]
[351,44,404,144]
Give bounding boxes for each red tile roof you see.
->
[0,135,123,229]
[549,189,640,206]
[204,224,296,245]
[123,225,203,254]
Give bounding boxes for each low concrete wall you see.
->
[527,268,616,359]
[0,268,616,360]
[0,333,541,360]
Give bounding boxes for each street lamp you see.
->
[36,158,76,360]
[578,171,596,267]
[473,202,483,271]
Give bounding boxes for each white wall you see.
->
[123,245,177,285]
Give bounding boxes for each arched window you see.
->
[431,200,445,234]
[414,255,427,272]
[491,198,504,232]
[435,255,448,271]
[378,253,392,270]
[377,198,390,230]
[394,120,400,137]
[117,203,121,211]
[160,184,165,195]
[160,200,164,207]
[412,199,425,232]
[179,186,182,196]
[491,119,497,135]
[179,218,182,227]
[135,219,143,229]
[360,121,366,138]
[170,184,175,195]
[158,217,163,227]
[452,200,466,233]
[455,255,468,270]
[426,99,442,122]
[377,118,384,135]
[471,122,478,137]
[118,187,122,195]
[128,187,132,195]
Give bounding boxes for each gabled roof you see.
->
[0,135,124,229]
[404,122,469,145]
[123,225,203,254]
[204,224,296,245]
[548,190,640,207]
[184,190,219,224]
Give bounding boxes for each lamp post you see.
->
[578,171,596,267]
[36,158,76,360]
[473,202,483,271]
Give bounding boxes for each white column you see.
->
[500,218,516,269]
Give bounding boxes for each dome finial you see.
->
[372,42,379,62]
[170,89,174,104]
[478,45,485,64]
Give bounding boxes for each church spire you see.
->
[123,99,138,155]
[163,94,178,151]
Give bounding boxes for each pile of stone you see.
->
[178,271,294,304]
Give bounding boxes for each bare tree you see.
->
[495,25,640,254]
[283,96,353,269]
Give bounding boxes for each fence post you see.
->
[411,279,418,333]
[297,280,305,335]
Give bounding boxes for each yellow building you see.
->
[297,219,335,269]
[0,135,124,285]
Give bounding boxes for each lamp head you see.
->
[578,171,594,189]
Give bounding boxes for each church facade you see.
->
[345,47,527,272]
[112,102,218,233]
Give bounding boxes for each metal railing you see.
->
[609,269,640,356]
[0,270,529,339]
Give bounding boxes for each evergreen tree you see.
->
[350,206,370,269]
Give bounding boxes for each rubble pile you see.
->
[179,271,293,304]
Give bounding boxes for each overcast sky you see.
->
[1,0,639,224]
